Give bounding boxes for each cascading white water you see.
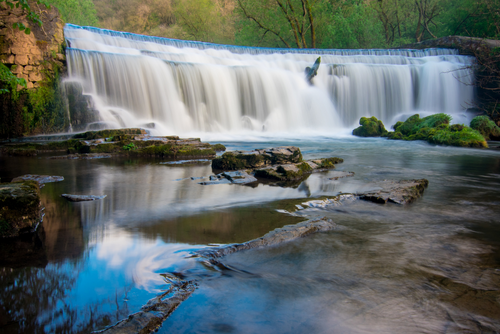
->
[64,24,476,136]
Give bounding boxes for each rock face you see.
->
[0,2,65,89]
[358,179,429,204]
[0,181,42,238]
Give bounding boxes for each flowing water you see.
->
[63,24,475,134]
[1,138,499,333]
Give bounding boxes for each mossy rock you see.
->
[429,127,487,148]
[0,181,41,238]
[393,113,451,136]
[72,128,147,140]
[387,131,403,140]
[470,116,500,140]
[212,152,263,170]
[318,157,344,168]
[352,116,388,137]
[212,144,226,152]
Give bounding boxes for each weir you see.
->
[64,24,476,135]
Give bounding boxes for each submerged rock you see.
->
[358,179,429,204]
[61,194,107,202]
[197,217,336,259]
[329,171,355,180]
[200,170,257,185]
[49,153,112,159]
[0,181,42,238]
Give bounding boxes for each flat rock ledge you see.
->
[197,217,336,259]
[11,174,64,185]
[358,179,429,204]
[62,194,107,202]
[1,128,225,160]
[0,181,42,238]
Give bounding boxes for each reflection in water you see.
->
[0,138,500,333]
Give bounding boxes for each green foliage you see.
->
[470,115,500,140]
[0,63,26,94]
[319,157,344,168]
[46,0,98,26]
[352,116,388,137]
[0,0,50,33]
[123,143,137,151]
[387,113,487,148]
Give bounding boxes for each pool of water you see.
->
[1,137,499,333]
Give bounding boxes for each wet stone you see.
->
[11,174,64,185]
[329,171,355,180]
[61,194,107,202]
[357,179,429,204]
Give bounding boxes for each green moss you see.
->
[429,127,488,148]
[387,131,403,140]
[212,152,249,170]
[470,116,500,140]
[352,116,388,137]
[72,128,147,140]
[319,157,343,168]
[212,143,226,152]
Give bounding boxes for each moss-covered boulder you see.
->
[0,181,42,238]
[386,113,488,148]
[72,128,148,140]
[470,116,500,140]
[352,116,388,137]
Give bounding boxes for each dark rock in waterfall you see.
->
[358,179,429,204]
[63,81,101,132]
[0,181,43,238]
[352,116,388,137]
[305,57,321,84]
[61,194,107,202]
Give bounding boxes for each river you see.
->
[1,136,499,333]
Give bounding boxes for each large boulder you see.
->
[0,181,42,238]
[470,116,500,140]
[352,116,388,137]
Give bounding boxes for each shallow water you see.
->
[1,137,500,333]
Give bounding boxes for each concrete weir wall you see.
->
[0,2,65,89]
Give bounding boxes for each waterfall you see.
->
[64,24,475,135]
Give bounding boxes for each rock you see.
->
[212,146,303,170]
[305,56,321,84]
[199,171,257,185]
[61,194,107,202]
[0,181,42,238]
[329,171,355,180]
[470,116,500,140]
[352,116,388,137]
[11,174,64,186]
[197,217,336,259]
[358,179,429,204]
[48,153,112,159]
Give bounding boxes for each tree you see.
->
[46,0,98,26]
[236,0,322,48]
